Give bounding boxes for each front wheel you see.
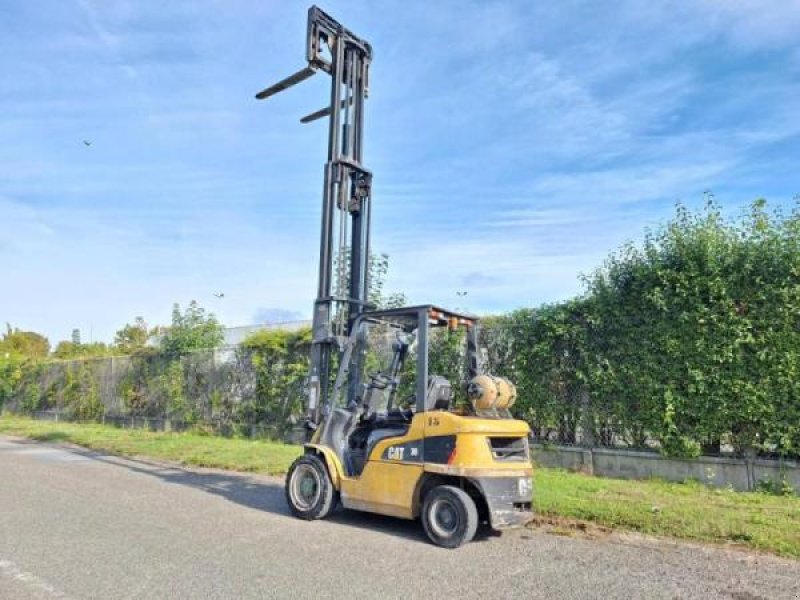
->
[421,485,478,548]
[285,454,336,520]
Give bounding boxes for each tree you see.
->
[1,324,50,359]
[114,317,150,354]
[159,301,224,356]
[333,251,408,310]
[368,253,408,309]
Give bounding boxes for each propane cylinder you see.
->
[467,374,498,410]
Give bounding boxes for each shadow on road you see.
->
[52,442,507,545]
[0,433,72,444]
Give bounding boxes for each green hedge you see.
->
[485,200,800,458]
[2,200,798,456]
[0,329,312,439]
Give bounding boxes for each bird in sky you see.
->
[213,292,225,299]
[83,140,91,147]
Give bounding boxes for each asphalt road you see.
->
[1,436,798,600]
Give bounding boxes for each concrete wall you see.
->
[532,444,800,492]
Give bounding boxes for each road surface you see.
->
[0,435,797,599]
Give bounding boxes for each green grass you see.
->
[1,415,798,558]
[534,467,800,558]
[0,416,301,474]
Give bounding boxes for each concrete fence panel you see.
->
[533,444,799,493]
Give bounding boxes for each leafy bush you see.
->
[239,327,311,433]
[1,325,50,358]
[52,341,113,359]
[0,355,25,410]
[494,200,800,458]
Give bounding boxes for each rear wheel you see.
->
[285,454,336,520]
[421,485,478,548]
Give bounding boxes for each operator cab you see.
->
[318,306,469,476]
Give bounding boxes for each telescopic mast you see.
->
[255,6,373,429]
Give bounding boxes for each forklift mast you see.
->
[255,6,373,428]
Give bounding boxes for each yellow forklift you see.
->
[255,6,533,548]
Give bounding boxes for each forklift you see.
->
[255,6,533,548]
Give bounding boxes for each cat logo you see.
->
[387,446,405,461]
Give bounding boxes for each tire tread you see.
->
[421,484,479,548]
[285,453,336,520]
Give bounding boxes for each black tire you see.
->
[421,485,478,548]
[285,454,336,520]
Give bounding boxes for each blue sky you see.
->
[1,0,799,344]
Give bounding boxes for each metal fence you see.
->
[2,346,303,440]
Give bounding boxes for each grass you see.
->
[534,468,800,558]
[1,415,798,558]
[0,416,301,474]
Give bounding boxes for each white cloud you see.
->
[525,161,734,206]
[688,0,800,49]
[253,307,306,324]
[76,0,120,51]
[2,0,798,344]
[0,196,55,252]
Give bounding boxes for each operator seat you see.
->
[356,376,453,470]
[364,376,452,463]
[365,376,453,456]
[425,375,452,411]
